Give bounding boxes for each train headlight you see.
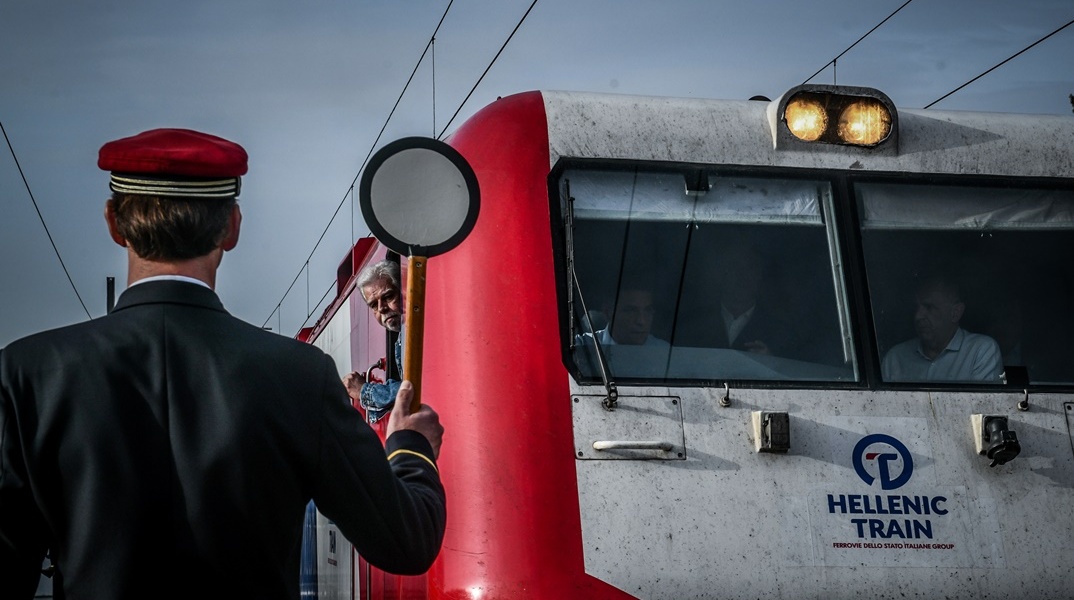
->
[837,99,892,146]
[770,85,898,154]
[785,98,828,142]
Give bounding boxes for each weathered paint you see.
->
[573,386,1074,598]
[542,90,1074,177]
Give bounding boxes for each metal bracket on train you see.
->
[602,386,619,411]
[971,414,1022,468]
[364,358,386,385]
[752,411,791,453]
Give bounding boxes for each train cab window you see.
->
[561,167,856,384]
[857,183,1074,386]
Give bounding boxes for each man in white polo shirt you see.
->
[881,275,1003,383]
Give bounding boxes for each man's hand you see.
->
[386,381,444,459]
[342,371,366,401]
[743,340,771,355]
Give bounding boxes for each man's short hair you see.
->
[356,259,401,301]
[108,193,236,261]
[916,273,962,304]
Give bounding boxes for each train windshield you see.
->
[563,167,854,384]
[858,183,1074,386]
[562,166,1074,386]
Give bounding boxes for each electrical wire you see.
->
[438,0,540,139]
[924,17,1074,109]
[1,120,92,319]
[803,0,915,85]
[266,0,541,331]
[263,0,456,329]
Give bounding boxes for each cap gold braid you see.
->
[109,173,240,198]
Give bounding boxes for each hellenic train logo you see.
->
[852,434,913,490]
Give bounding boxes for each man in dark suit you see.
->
[675,240,798,357]
[0,129,446,598]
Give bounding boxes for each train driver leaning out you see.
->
[881,274,1003,383]
[344,259,405,423]
[576,284,669,348]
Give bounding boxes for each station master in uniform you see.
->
[0,129,446,598]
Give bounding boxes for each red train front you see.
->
[301,87,1074,599]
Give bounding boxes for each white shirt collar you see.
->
[128,274,211,290]
[915,327,966,359]
[596,328,617,345]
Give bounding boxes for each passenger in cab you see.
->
[676,239,796,357]
[0,129,446,598]
[344,259,404,423]
[576,284,669,348]
[881,274,1003,383]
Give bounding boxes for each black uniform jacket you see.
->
[675,302,798,356]
[0,281,445,599]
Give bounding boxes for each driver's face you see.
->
[362,279,402,332]
[609,289,656,345]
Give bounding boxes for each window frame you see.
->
[550,157,1074,393]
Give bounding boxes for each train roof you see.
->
[538,88,1074,179]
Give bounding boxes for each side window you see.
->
[857,183,1074,385]
[563,167,856,383]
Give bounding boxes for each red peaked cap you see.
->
[99,128,247,198]
[98,128,247,177]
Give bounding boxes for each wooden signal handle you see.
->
[402,255,426,412]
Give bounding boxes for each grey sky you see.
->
[2,0,1071,346]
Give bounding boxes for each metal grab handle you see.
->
[593,440,673,451]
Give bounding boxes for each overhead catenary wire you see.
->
[265,0,540,331]
[803,0,915,85]
[437,0,540,139]
[924,17,1074,109]
[261,1,457,330]
[432,36,437,137]
[1,120,92,320]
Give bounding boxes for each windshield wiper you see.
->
[565,186,618,409]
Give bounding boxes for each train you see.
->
[298,84,1074,599]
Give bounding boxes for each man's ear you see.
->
[104,203,127,247]
[951,301,966,323]
[221,205,241,251]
